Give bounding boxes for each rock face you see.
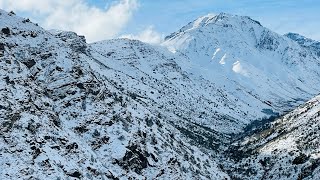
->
[1,9,320,180]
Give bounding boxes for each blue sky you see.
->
[0,0,319,42]
[123,0,320,40]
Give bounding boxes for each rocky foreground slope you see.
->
[0,10,227,179]
[1,10,320,179]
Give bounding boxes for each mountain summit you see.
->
[165,13,262,41]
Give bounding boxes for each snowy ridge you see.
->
[285,32,320,57]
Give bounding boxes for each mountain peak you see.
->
[191,12,261,28]
[164,13,263,42]
[163,13,274,55]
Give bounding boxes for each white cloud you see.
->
[121,26,163,44]
[0,0,138,42]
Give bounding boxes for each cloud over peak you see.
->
[120,26,163,44]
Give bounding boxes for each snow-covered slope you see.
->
[90,38,260,136]
[163,13,320,119]
[0,10,228,179]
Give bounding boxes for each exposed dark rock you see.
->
[30,32,37,38]
[77,83,85,89]
[22,59,36,68]
[0,105,6,110]
[0,43,5,51]
[8,11,15,15]
[293,153,309,165]
[118,144,149,174]
[91,136,109,150]
[32,148,41,159]
[66,142,78,153]
[4,76,14,85]
[2,113,21,132]
[40,53,52,60]
[106,171,120,180]
[27,120,40,134]
[22,18,31,23]
[107,52,114,56]
[1,27,10,35]
[256,31,279,51]
[74,125,89,134]
[66,171,81,178]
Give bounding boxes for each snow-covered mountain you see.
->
[1,10,320,179]
[163,13,320,116]
[89,14,320,136]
